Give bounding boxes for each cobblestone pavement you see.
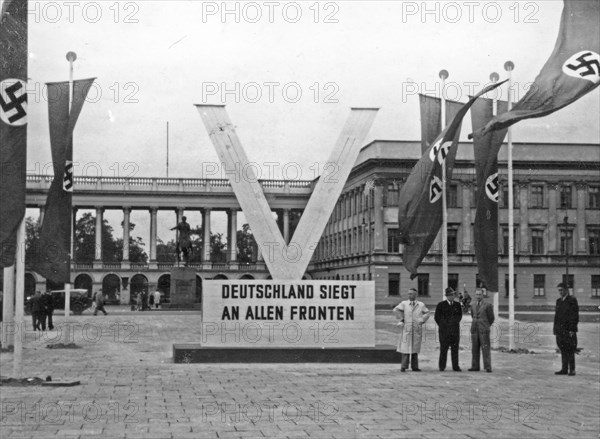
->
[1,308,598,439]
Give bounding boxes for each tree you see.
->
[210,232,227,262]
[237,223,257,263]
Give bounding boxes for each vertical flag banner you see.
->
[34,78,95,284]
[0,0,28,268]
[470,97,509,292]
[477,0,600,135]
[419,95,463,154]
[399,81,506,278]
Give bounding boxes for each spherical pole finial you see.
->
[490,72,500,82]
[439,69,449,80]
[66,51,77,62]
[504,61,514,72]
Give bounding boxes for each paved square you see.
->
[1,308,599,438]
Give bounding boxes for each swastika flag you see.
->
[34,78,95,284]
[470,97,509,293]
[398,80,506,279]
[474,0,600,136]
[0,0,28,268]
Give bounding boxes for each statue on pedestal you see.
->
[171,216,193,265]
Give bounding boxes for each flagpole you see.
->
[439,69,449,299]
[12,218,25,377]
[505,60,515,351]
[2,266,15,348]
[490,71,500,350]
[64,51,77,322]
[166,121,170,179]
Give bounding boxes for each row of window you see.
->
[333,182,598,221]
[385,273,600,298]
[386,227,600,256]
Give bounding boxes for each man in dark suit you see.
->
[554,283,579,376]
[434,287,463,371]
[469,289,495,372]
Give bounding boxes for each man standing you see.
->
[153,290,161,309]
[434,287,463,371]
[393,288,431,372]
[93,289,108,316]
[30,291,44,331]
[554,283,579,376]
[469,289,495,372]
[41,290,55,330]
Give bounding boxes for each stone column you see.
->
[548,184,558,254]
[576,182,587,254]
[122,206,131,263]
[229,209,238,262]
[71,207,77,263]
[176,207,184,224]
[94,206,103,262]
[150,208,158,262]
[38,205,45,226]
[373,185,384,251]
[283,209,290,244]
[203,208,212,262]
[519,183,529,254]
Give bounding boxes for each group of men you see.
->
[29,290,55,331]
[394,282,579,375]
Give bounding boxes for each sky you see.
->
[13,0,600,243]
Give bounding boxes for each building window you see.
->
[448,184,458,208]
[592,275,600,297]
[560,229,573,255]
[589,186,599,209]
[417,273,429,297]
[533,274,545,296]
[589,229,600,255]
[502,227,518,255]
[562,275,574,295]
[530,184,544,208]
[385,183,399,207]
[560,185,572,209]
[447,228,458,254]
[448,273,459,292]
[531,229,545,254]
[387,228,401,253]
[500,184,520,208]
[504,274,517,298]
[388,273,400,296]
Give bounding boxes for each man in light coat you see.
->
[393,287,431,372]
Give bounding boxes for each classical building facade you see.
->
[19,140,600,307]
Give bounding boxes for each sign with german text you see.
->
[202,280,375,348]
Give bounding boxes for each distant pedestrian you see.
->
[41,290,55,330]
[93,289,108,316]
[30,291,44,330]
[393,287,431,372]
[136,292,143,311]
[554,283,579,376]
[141,291,149,311]
[435,287,463,372]
[469,289,495,372]
[153,290,161,309]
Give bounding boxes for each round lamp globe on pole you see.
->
[490,72,500,82]
[504,61,514,72]
[66,51,77,62]
[439,69,449,80]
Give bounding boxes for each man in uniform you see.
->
[554,283,579,376]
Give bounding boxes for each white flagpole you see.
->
[2,266,15,348]
[64,52,77,320]
[166,121,170,178]
[505,61,515,351]
[439,69,449,300]
[490,71,500,350]
[12,218,25,377]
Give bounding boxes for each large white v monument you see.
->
[174,106,398,362]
